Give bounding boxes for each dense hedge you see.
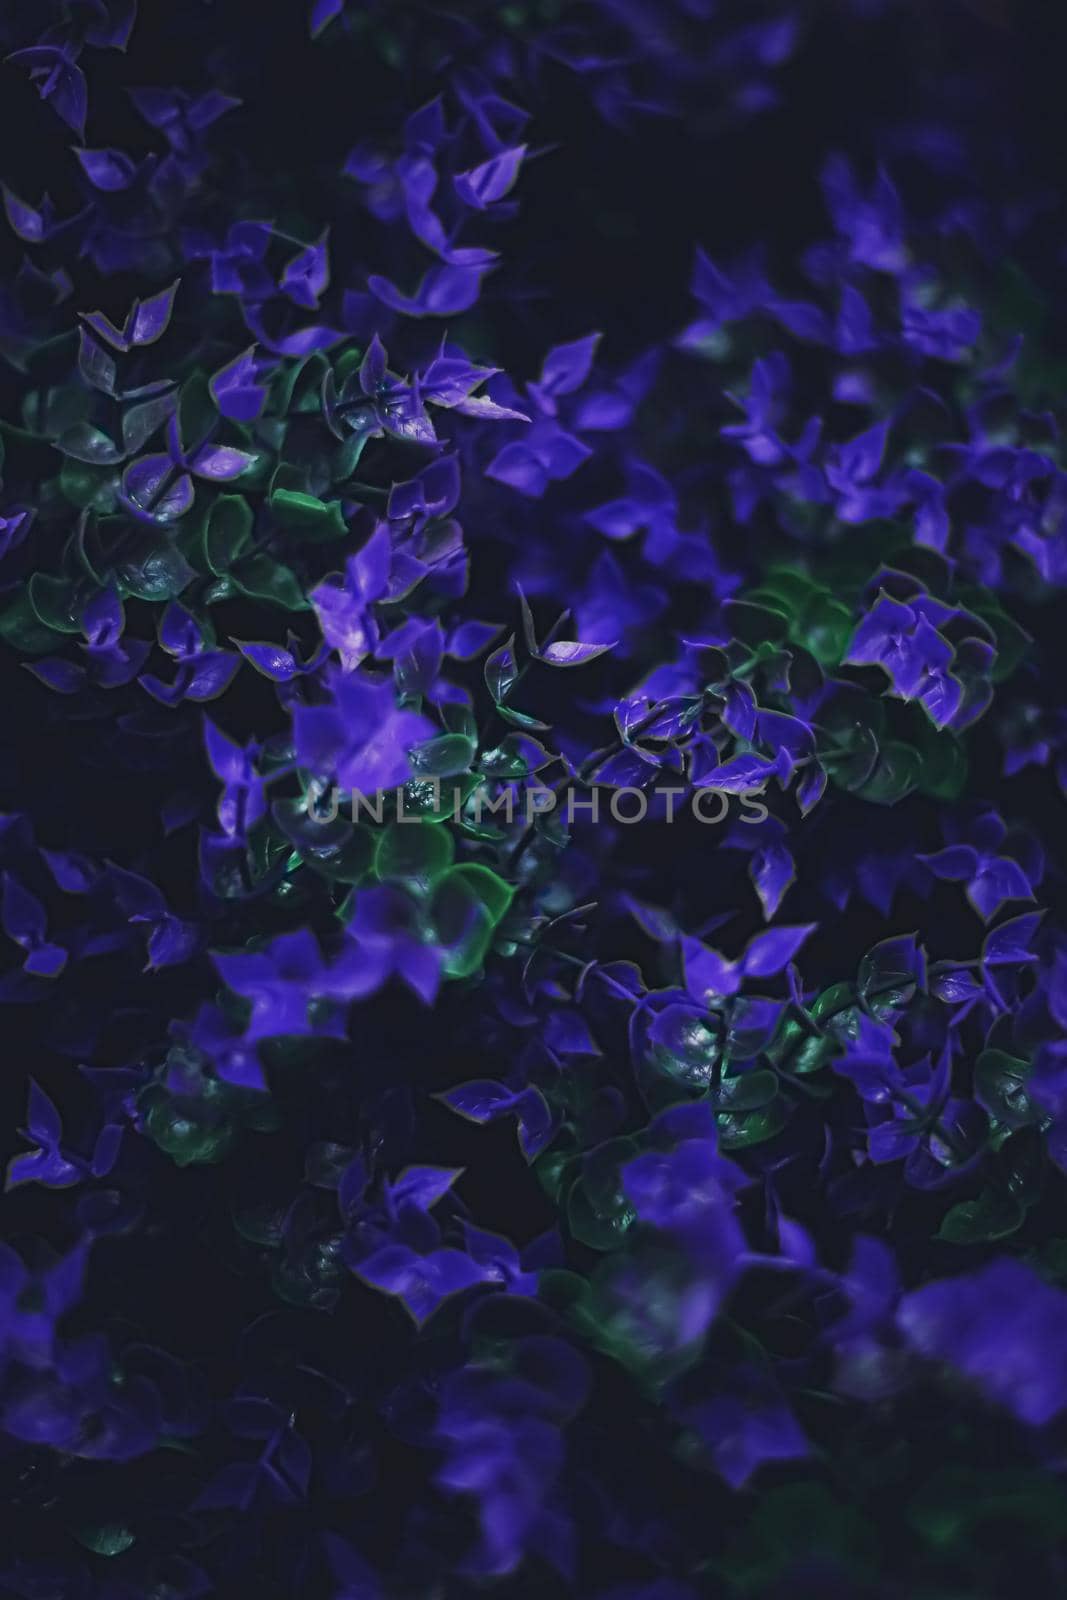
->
[2,4,1067,1596]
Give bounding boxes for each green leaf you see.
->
[479,733,554,777]
[650,1013,720,1091]
[567,1179,636,1250]
[333,430,371,481]
[142,1097,234,1166]
[72,1525,137,1558]
[57,421,123,464]
[914,724,968,801]
[766,1014,838,1075]
[408,733,476,778]
[974,1048,1033,1129]
[429,871,494,980]
[397,773,479,823]
[28,573,83,634]
[204,494,253,574]
[496,704,551,732]
[446,863,514,925]
[720,1484,876,1593]
[796,591,853,667]
[59,458,118,512]
[937,1189,1026,1244]
[853,740,921,806]
[857,934,923,1014]
[726,599,789,647]
[374,820,454,893]
[178,372,216,447]
[118,539,197,602]
[485,634,518,702]
[717,1097,790,1149]
[0,591,59,653]
[713,1068,778,1113]
[566,1136,640,1250]
[270,487,348,539]
[232,553,308,609]
[271,799,373,883]
[747,570,816,614]
[429,865,515,979]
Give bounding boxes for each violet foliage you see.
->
[2,2,1067,1596]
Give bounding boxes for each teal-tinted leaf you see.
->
[496,704,551,732]
[485,634,518,702]
[796,590,853,667]
[974,1049,1033,1130]
[78,328,117,395]
[853,740,921,806]
[59,458,118,512]
[0,591,59,653]
[408,733,476,778]
[398,773,479,823]
[72,1525,136,1558]
[204,494,254,574]
[567,1178,636,1250]
[428,864,515,978]
[937,1189,1026,1244]
[915,725,968,801]
[429,870,494,979]
[766,1014,838,1075]
[714,1068,778,1112]
[442,701,478,740]
[122,391,176,456]
[28,574,83,634]
[479,732,554,778]
[374,820,454,892]
[118,539,196,602]
[56,422,123,464]
[447,863,514,925]
[857,934,923,1014]
[232,554,308,609]
[717,1097,790,1149]
[725,599,789,647]
[270,487,347,538]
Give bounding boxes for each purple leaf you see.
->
[539,334,600,397]
[121,456,194,522]
[189,444,256,481]
[751,843,795,920]
[184,652,241,701]
[2,873,47,946]
[742,923,816,977]
[23,944,67,978]
[538,639,615,667]
[453,145,526,208]
[438,1080,514,1122]
[41,849,100,893]
[310,0,345,35]
[391,1166,462,1210]
[280,233,329,311]
[25,658,86,694]
[146,915,198,969]
[359,333,388,393]
[448,620,501,659]
[696,752,782,793]
[235,640,299,681]
[367,263,487,318]
[73,147,137,192]
[2,184,47,241]
[130,280,179,345]
[78,328,118,393]
[210,346,267,422]
[982,912,1043,967]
